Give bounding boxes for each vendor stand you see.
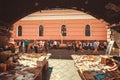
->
[72,55,120,80]
[0,53,51,80]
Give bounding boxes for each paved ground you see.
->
[48,59,82,80]
[49,49,106,59]
[46,49,106,80]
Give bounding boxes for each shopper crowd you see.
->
[66,40,107,53]
[11,40,107,54]
[3,40,108,54]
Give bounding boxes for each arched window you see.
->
[39,25,44,36]
[85,24,91,36]
[18,25,22,36]
[61,25,67,36]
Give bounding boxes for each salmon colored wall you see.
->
[13,19,107,41]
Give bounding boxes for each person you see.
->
[103,41,107,50]
[48,40,51,49]
[67,41,71,50]
[99,42,105,50]
[18,40,23,53]
[53,40,57,49]
[44,41,49,53]
[74,41,79,53]
[93,40,99,53]
[89,42,94,50]
[23,39,29,53]
[34,42,39,53]
[82,41,87,50]
[8,43,16,54]
[86,41,90,50]
[78,41,82,50]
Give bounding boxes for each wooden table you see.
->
[0,53,51,80]
[72,55,120,80]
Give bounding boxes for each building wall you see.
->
[13,19,107,41]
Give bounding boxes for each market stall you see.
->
[72,55,120,80]
[0,53,51,80]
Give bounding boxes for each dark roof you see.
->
[0,0,120,26]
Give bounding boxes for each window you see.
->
[85,24,91,36]
[18,25,22,36]
[39,25,43,36]
[61,25,67,36]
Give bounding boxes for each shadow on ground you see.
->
[49,49,106,59]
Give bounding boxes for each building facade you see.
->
[13,9,107,43]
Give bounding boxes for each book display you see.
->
[72,55,120,80]
[0,53,51,80]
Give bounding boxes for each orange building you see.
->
[13,9,107,43]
